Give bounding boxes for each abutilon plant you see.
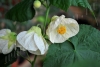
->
[0,0,100,67]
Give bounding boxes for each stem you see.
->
[43,6,50,36]
[17,51,31,63]
[26,51,31,62]
[31,55,37,67]
[40,0,47,7]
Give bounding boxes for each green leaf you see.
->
[49,0,71,11]
[5,0,35,22]
[43,25,100,67]
[68,60,100,67]
[71,0,97,23]
[0,50,17,67]
[49,0,97,25]
[49,0,93,12]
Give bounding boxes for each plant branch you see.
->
[31,55,37,67]
[43,6,50,36]
[40,0,47,7]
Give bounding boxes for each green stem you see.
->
[43,6,50,36]
[26,51,31,62]
[31,55,37,67]
[40,0,47,7]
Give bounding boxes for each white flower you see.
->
[17,26,49,55]
[46,15,79,43]
[0,29,16,54]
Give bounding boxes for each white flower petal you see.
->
[17,31,26,49]
[0,29,11,37]
[49,30,57,43]
[0,39,14,54]
[34,33,45,54]
[24,32,38,51]
[16,41,26,51]
[54,34,67,43]
[2,43,15,54]
[17,31,38,51]
[42,37,49,52]
[64,18,79,37]
[29,50,41,55]
[0,39,8,53]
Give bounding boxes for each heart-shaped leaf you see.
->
[49,0,93,12]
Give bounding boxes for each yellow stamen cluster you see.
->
[57,25,66,34]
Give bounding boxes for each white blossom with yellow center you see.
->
[46,15,79,43]
[17,26,49,55]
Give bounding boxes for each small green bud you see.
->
[51,16,58,22]
[33,0,41,8]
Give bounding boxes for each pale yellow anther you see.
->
[57,25,66,34]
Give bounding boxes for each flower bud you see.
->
[33,0,41,8]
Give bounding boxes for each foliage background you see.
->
[0,0,100,31]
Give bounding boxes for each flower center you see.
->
[57,25,66,34]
